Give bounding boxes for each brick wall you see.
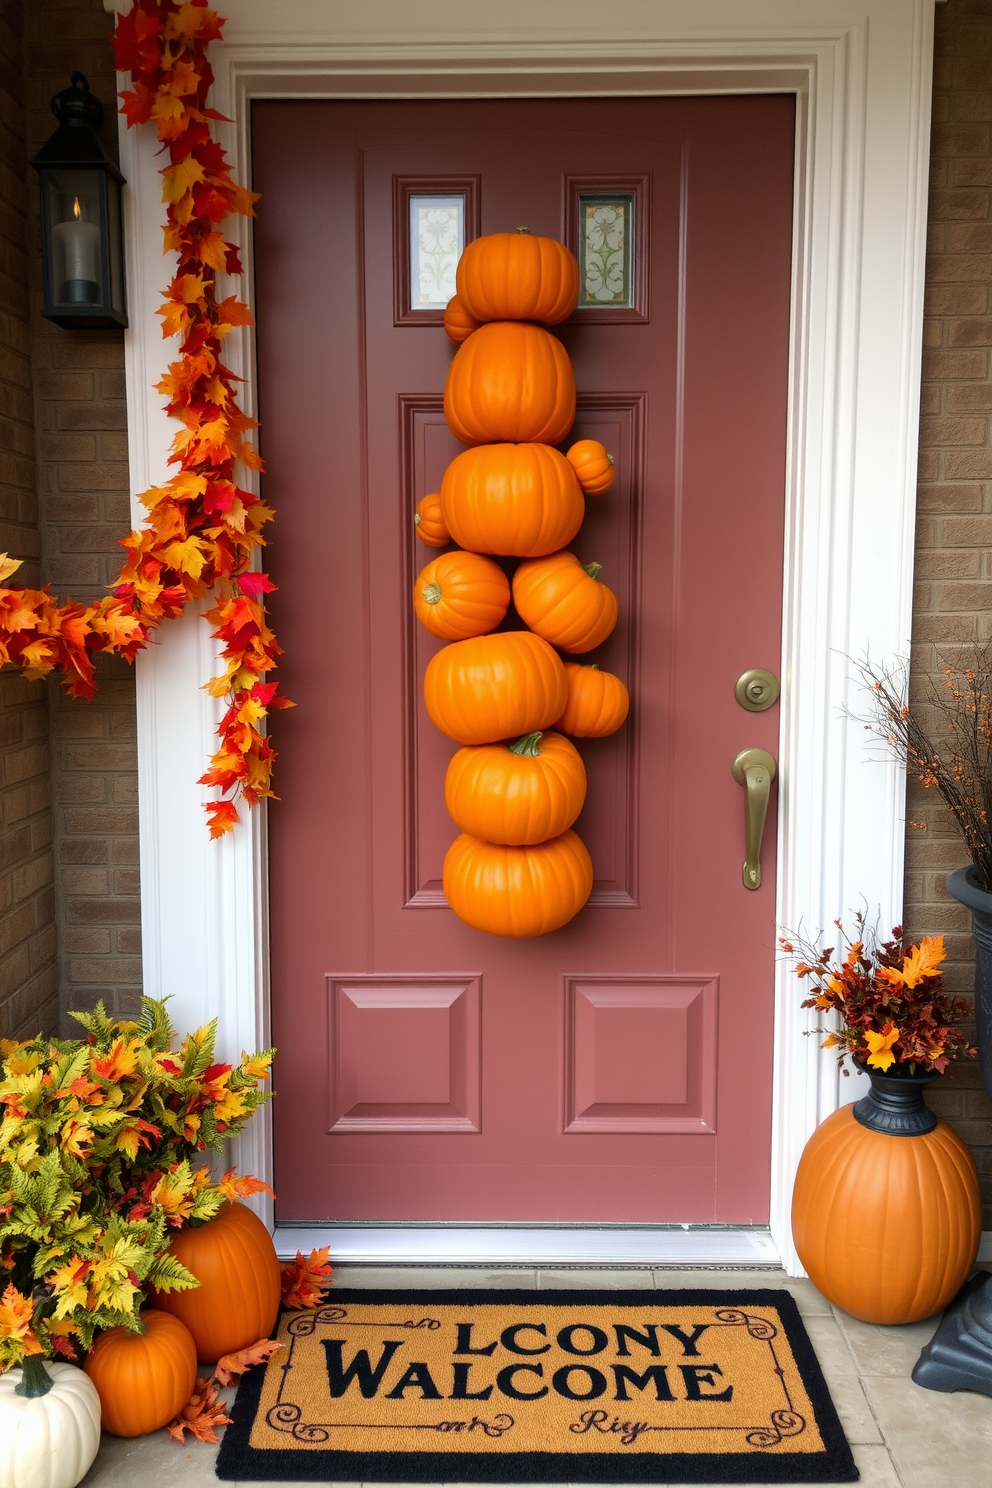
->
[26,0,141,1025]
[907,0,992,1225]
[0,0,58,1042]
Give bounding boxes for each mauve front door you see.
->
[253,97,793,1223]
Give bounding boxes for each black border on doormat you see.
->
[215,1287,858,1483]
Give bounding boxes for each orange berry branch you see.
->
[0,0,290,838]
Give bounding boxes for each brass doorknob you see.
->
[732,747,777,890]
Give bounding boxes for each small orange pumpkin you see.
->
[566,439,616,496]
[444,828,593,937]
[455,228,579,326]
[414,550,510,640]
[512,550,619,654]
[424,629,567,745]
[792,1103,981,1324]
[444,730,586,844]
[443,294,481,344]
[414,492,450,548]
[441,443,584,557]
[84,1309,197,1438]
[152,1201,281,1363]
[557,662,630,737]
[444,321,576,447]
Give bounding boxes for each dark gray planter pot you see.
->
[913,864,992,1397]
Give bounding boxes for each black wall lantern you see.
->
[31,73,127,330]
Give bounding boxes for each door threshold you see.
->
[273,1224,781,1268]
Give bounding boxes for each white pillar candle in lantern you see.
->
[53,196,100,287]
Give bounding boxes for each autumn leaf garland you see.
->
[0,0,290,837]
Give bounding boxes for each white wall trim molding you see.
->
[116,0,935,1273]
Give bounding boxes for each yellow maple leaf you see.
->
[161,157,206,204]
[0,555,24,584]
[863,1023,900,1072]
[879,934,946,990]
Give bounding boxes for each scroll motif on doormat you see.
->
[216,1287,858,1483]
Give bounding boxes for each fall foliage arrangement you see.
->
[415,231,631,937]
[780,912,976,1075]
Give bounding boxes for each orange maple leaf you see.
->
[214,1337,284,1387]
[879,934,946,990]
[215,1166,275,1203]
[280,1247,333,1310]
[166,1376,233,1443]
[0,1284,43,1354]
[863,1023,900,1072]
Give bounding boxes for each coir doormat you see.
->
[216,1288,857,1483]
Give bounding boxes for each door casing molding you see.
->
[113,0,935,1275]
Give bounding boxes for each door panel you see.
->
[253,97,794,1224]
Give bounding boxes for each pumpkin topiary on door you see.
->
[413,229,630,936]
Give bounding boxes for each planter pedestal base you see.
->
[913,1272,992,1397]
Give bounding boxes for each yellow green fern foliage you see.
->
[0,996,273,1370]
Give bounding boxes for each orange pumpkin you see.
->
[424,629,567,746]
[444,321,576,447]
[455,228,579,326]
[444,828,593,937]
[567,439,616,496]
[791,1104,981,1324]
[84,1309,196,1438]
[440,443,584,558]
[512,550,619,654]
[444,730,586,845]
[414,492,450,548]
[557,662,630,737]
[152,1202,281,1363]
[414,550,510,640]
[443,294,481,344]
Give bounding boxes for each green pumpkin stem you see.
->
[421,582,442,606]
[508,731,543,757]
[15,1353,52,1398]
[583,663,600,670]
[513,226,532,234]
[607,453,615,467]
[583,562,603,581]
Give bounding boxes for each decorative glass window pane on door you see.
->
[579,194,634,308]
[410,194,464,309]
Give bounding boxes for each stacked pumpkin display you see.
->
[414,229,630,938]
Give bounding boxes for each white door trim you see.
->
[113,0,935,1276]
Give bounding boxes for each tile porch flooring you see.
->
[78,1265,992,1488]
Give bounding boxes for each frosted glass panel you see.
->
[579,194,634,308]
[410,194,464,309]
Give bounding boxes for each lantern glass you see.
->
[45,170,103,306]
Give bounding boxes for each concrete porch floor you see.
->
[77,1265,992,1488]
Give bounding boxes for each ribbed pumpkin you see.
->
[443,829,593,937]
[414,492,450,548]
[444,730,586,844]
[444,322,576,447]
[440,443,584,557]
[455,229,579,326]
[443,294,481,344]
[413,550,510,640]
[792,1104,981,1324]
[424,629,567,745]
[566,439,616,495]
[84,1309,197,1437]
[152,1202,281,1363]
[513,550,619,654]
[557,662,630,737]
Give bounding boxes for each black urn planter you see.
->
[913,865,992,1396]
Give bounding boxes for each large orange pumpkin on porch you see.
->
[513,550,619,654]
[152,1202,281,1363]
[444,730,586,844]
[444,321,576,446]
[84,1309,196,1437]
[443,828,593,937]
[413,550,510,640]
[791,1104,981,1324]
[440,443,584,557]
[556,662,630,737]
[424,629,567,745]
[455,229,579,326]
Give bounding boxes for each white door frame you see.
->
[112,0,935,1275]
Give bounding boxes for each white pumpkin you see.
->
[0,1361,101,1488]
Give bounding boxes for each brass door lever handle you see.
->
[732,747,777,890]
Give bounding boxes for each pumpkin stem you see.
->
[607,453,615,466]
[421,582,443,606]
[15,1353,52,1398]
[583,562,603,581]
[583,663,600,670]
[414,511,422,527]
[513,226,532,234]
[508,731,543,757]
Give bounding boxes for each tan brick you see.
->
[918,413,988,443]
[923,347,989,377]
[945,448,992,477]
